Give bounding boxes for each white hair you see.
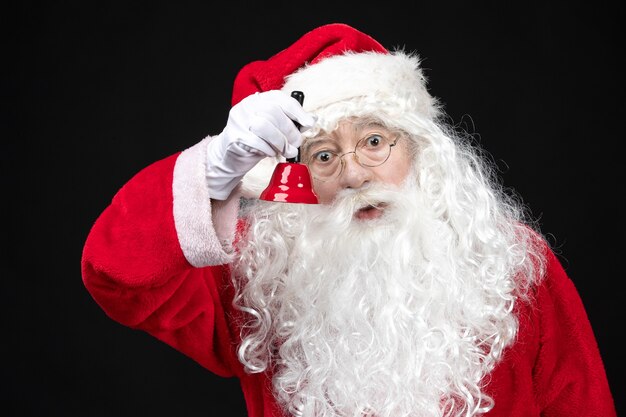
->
[231,100,547,417]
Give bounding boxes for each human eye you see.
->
[311,150,336,165]
[361,134,386,149]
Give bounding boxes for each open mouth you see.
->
[354,202,388,220]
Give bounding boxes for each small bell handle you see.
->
[286,90,305,163]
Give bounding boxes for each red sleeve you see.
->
[81,152,242,378]
[532,250,616,416]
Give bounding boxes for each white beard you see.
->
[233,175,532,417]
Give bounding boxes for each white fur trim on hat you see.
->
[281,50,439,124]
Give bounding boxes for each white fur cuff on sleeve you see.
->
[172,137,237,267]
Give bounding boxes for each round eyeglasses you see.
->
[303,134,400,182]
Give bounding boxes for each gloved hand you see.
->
[206,90,316,200]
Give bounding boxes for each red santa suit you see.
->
[81,23,617,417]
[81,140,616,417]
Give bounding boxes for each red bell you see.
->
[259,161,319,204]
[259,90,319,204]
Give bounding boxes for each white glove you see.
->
[206,90,316,200]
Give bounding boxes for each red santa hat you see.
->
[232,23,386,105]
[236,23,440,197]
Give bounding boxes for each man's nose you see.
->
[338,153,371,189]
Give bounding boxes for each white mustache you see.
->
[302,182,409,233]
[334,183,401,209]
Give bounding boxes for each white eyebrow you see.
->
[302,137,338,156]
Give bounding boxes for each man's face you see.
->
[302,120,413,212]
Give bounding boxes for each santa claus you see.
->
[82,23,616,417]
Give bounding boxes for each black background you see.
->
[4,2,624,416]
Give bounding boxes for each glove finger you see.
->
[228,132,279,158]
[283,142,299,159]
[223,108,280,157]
[253,90,316,131]
[280,103,316,132]
[248,114,300,156]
